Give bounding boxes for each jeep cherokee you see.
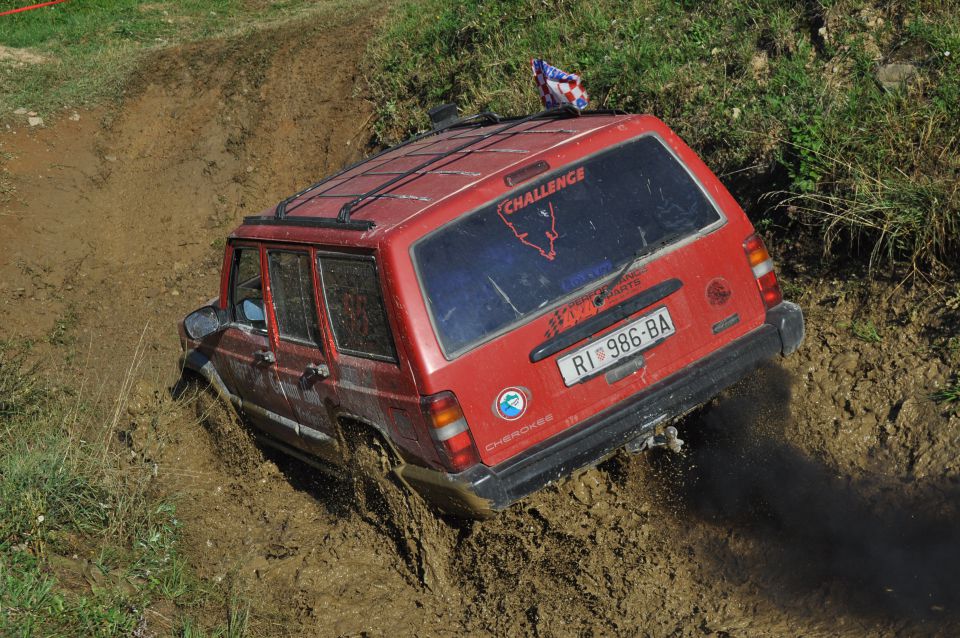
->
[178,107,804,517]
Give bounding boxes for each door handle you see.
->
[305,363,330,379]
[253,349,275,365]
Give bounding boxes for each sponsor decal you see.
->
[496,166,586,261]
[706,277,733,306]
[543,268,648,339]
[493,386,529,421]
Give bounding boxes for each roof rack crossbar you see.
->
[404,148,529,156]
[337,104,581,224]
[364,169,481,177]
[285,192,432,202]
[274,110,502,221]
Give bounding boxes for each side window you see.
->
[231,247,266,331]
[318,256,396,362]
[267,251,321,345]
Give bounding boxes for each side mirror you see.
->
[183,305,227,341]
[240,298,265,323]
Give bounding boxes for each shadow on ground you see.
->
[653,364,960,622]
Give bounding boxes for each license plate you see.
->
[557,307,675,386]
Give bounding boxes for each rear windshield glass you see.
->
[413,134,723,356]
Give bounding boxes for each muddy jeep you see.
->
[178,107,804,517]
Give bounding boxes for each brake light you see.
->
[744,234,783,309]
[420,391,480,473]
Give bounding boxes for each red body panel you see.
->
[198,113,768,473]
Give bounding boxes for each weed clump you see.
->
[0,344,217,636]
[0,345,45,419]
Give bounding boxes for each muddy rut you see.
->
[2,4,959,636]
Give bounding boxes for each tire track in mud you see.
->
[3,3,960,635]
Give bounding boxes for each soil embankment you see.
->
[1,5,958,635]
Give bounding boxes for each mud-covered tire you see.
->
[345,429,456,592]
[185,379,264,475]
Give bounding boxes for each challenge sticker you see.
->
[494,387,528,421]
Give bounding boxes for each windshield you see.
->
[413,134,723,356]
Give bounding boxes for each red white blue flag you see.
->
[531,59,589,110]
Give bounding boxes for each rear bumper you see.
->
[398,301,804,517]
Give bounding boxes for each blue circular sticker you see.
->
[495,387,528,421]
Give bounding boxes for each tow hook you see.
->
[628,426,684,454]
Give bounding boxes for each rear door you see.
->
[263,247,340,461]
[315,252,425,460]
[412,134,765,464]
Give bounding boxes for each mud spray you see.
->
[656,364,960,620]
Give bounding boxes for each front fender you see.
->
[179,349,234,406]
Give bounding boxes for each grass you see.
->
[368,0,960,272]
[850,319,883,343]
[932,375,960,413]
[0,343,242,637]
[0,0,335,117]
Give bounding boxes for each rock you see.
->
[27,116,43,127]
[69,112,80,121]
[104,154,117,162]
[13,107,27,115]
[731,107,742,120]
[877,63,917,90]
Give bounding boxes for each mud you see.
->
[2,4,959,636]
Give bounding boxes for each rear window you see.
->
[413,134,723,356]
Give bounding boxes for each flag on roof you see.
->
[531,59,589,110]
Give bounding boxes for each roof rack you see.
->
[273,111,501,221]
[244,104,588,231]
[335,105,582,226]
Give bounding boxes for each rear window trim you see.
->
[316,250,399,364]
[410,131,728,361]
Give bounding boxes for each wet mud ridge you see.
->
[2,4,959,636]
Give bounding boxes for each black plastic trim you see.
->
[529,278,682,362]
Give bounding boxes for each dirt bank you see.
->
[2,5,959,636]
[0,3,376,399]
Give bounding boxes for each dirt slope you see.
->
[2,5,959,636]
[0,4,375,398]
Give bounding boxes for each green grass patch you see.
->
[0,0,333,117]
[932,375,960,413]
[0,343,241,637]
[850,318,883,343]
[369,0,960,271]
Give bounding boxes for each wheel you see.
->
[345,428,456,592]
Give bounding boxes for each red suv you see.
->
[178,107,804,517]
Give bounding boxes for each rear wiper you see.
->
[593,230,688,307]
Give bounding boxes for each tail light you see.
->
[744,234,783,309]
[420,391,480,473]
